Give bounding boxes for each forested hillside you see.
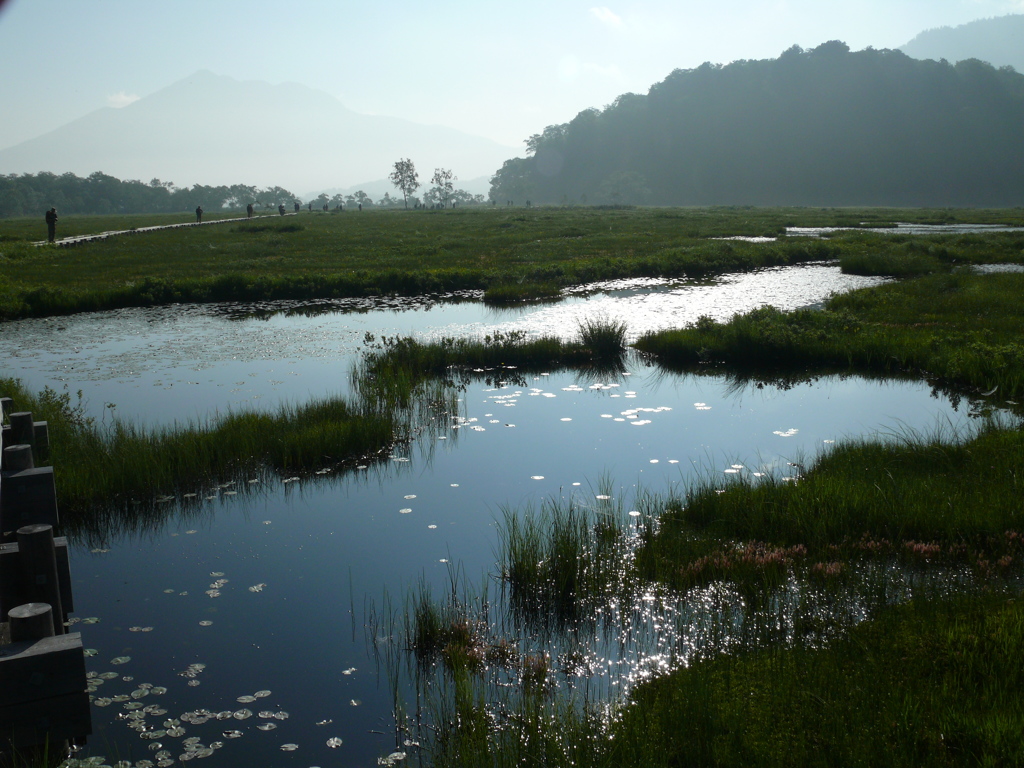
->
[901,14,1024,73]
[491,42,1024,207]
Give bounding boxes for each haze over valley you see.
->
[2,3,1023,206]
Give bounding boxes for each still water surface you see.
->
[1,264,888,425]
[0,264,988,766]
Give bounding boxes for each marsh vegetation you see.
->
[2,206,1023,320]
[370,245,1024,766]
[4,207,1024,766]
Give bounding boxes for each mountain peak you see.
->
[0,74,512,191]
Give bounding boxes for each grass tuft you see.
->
[482,282,562,304]
[578,316,628,358]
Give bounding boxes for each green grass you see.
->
[604,594,1024,767]
[6,208,1024,764]
[408,594,1024,768]
[635,272,1024,398]
[482,281,562,304]
[409,260,1024,764]
[358,322,629,384]
[0,371,455,537]
[578,316,628,358]
[3,207,1023,320]
[834,229,1024,275]
[498,492,628,630]
[408,464,1024,767]
[634,423,1024,592]
[838,249,946,276]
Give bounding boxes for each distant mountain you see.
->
[491,42,1024,207]
[0,71,514,192]
[901,15,1024,72]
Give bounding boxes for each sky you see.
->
[1,0,1022,154]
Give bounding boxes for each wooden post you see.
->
[0,467,60,540]
[0,631,91,754]
[15,525,63,636]
[7,413,33,447]
[8,603,55,642]
[1,445,33,473]
[32,421,49,452]
[0,397,89,762]
[0,537,74,621]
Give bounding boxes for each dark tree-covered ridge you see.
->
[491,42,1024,207]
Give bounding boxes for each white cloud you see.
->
[589,6,623,27]
[106,91,140,108]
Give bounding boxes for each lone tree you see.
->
[430,167,456,208]
[389,158,420,209]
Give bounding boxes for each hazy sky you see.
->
[1,0,1021,153]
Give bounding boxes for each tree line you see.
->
[0,172,299,218]
[0,169,486,218]
[490,42,1024,207]
[389,159,482,209]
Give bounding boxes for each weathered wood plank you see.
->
[0,466,60,540]
[0,690,92,745]
[0,537,73,618]
[0,632,87,708]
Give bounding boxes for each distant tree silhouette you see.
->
[388,158,420,209]
[429,168,456,209]
[0,172,300,218]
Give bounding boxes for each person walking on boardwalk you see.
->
[44,207,58,242]
[195,205,203,224]
[246,203,254,218]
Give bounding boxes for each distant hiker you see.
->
[278,204,286,216]
[294,201,300,213]
[195,206,203,224]
[246,203,254,218]
[358,203,362,211]
[44,207,58,242]
[308,202,313,212]
[323,204,328,212]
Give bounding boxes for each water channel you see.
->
[0,263,1000,767]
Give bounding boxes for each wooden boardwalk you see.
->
[1,398,92,758]
[34,211,299,247]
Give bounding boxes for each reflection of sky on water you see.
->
[0,263,888,424]
[67,365,977,766]
[2,262,1000,765]
[788,223,1024,236]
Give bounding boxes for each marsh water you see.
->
[1,263,886,425]
[0,264,999,767]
